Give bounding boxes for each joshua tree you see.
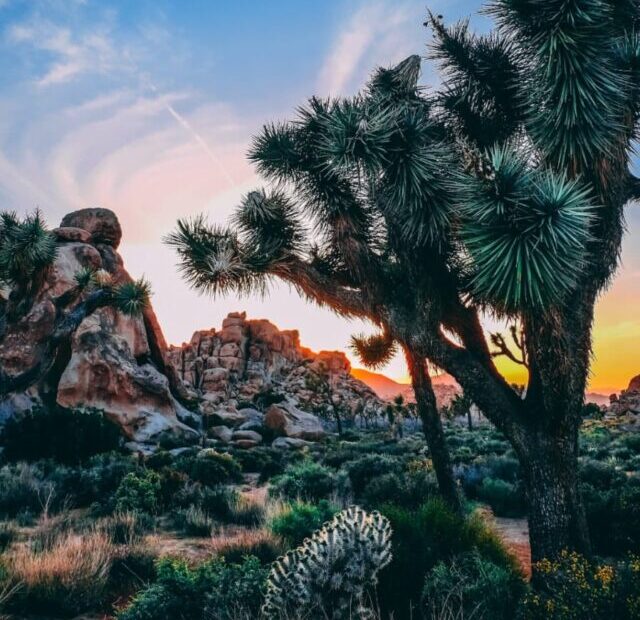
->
[0,211,151,399]
[169,1,640,561]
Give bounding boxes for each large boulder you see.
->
[264,401,326,441]
[60,207,122,248]
[0,208,197,448]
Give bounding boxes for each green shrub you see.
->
[476,477,527,517]
[269,500,337,547]
[114,471,161,515]
[117,556,268,620]
[519,552,640,620]
[269,461,336,501]
[0,522,17,552]
[177,450,242,487]
[343,454,403,497]
[583,477,640,555]
[423,551,525,620]
[360,470,438,510]
[378,499,518,619]
[0,463,51,518]
[172,505,214,537]
[0,406,121,464]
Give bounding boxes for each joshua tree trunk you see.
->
[405,346,461,514]
[514,423,590,563]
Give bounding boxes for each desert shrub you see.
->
[519,552,640,620]
[580,458,627,488]
[229,493,265,527]
[269,461,336,501]
[269,500,337,547]
[0,522,17,552]
[229,446,291,480]
[263,507,392,620]
[210,529,285,564]
[0,462,54,518]
[114,471,161,515]
[172,505,214,537]
[1,406,121,464]
[422,551,525,620]
[360,470,439,510]
[99,512,148,545]
[582,477,640,555]
[476,477,527,517]
[117,556,268,620]
[5,530,114,617]
[177,450,242,487]
[378,498,518,619]
[73,452,138,509]
[342,454,404,498]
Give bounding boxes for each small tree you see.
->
[169,1,640,562]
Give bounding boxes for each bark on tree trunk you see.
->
[405,346,461,514]
[515,424,590,564]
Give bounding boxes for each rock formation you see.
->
[167,312,384,445]
[608,374,640,429]
[0,208,198,447]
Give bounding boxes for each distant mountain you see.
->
[585,393,611,407]
[351,368,460,406]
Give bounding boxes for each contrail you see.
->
[141,75,238,190]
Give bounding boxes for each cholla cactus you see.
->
[262,506,392,620]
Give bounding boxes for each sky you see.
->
[0,0,638,393]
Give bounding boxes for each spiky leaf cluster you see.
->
[0,211,57,287]
[459,145,597,313]
[262,506,392,620]
[111,278,152,316]
[428,15,522,149]
[486,0,628,171]
[350,331,398,370]
[165,216,266,297]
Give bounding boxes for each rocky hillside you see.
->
[0,209,385,452]
[608,374,640,429]
[167,312,383,424]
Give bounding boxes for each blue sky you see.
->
[1,0,638,389]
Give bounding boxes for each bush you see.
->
[210,529,285,565]
[114,471,161,515]
[0,522,17,552]
[269,500,337,547]
[343,454,403,498]
[583,477,640,555]
[377,499,519,618]
[360,470,439,510]
[5,530,115,617]
[519,552,640,620]
[422,551,525,620]
[0,463,52,518]
[476,477,527,517]
[177,450,242,487]
[117,556,269,620]
[269,461,336,501]
[172,505,214,537]
[1,406,121,465]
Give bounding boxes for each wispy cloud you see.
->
[317,1,419,96]
[8,20,117,86]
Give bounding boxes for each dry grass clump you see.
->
[230,493,266,526]
[210,527,285,564]
[1,512,156,617]
[7,529,114,613]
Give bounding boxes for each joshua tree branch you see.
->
[272,258,372,320]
